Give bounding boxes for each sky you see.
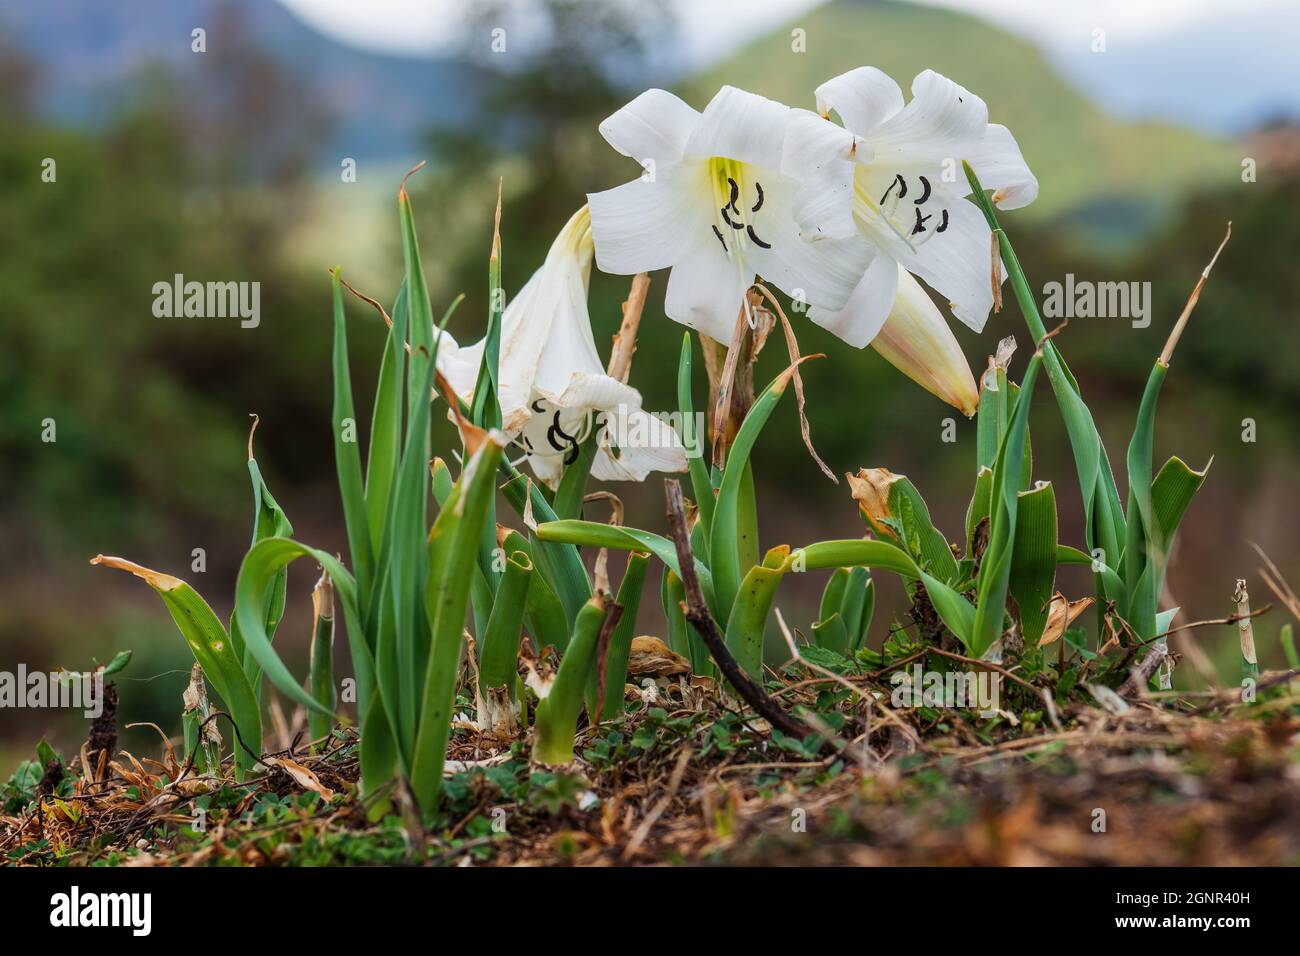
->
[278,0,1300,133]
[278,0,1280,58]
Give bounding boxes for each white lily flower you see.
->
[588,86,870,344]
[783,67,1038,347]
[438,206,687,488]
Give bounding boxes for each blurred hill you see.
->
[301,0,1249,290]
[0,0,484,160]
[687,0,1238,244]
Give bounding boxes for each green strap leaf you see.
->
[1009,481,1058,645]
[970,352,1042,656]
[975,364,1005,473]
[662,567,708,676]
[553,431,599,521]
[724,547,790,680]
[500,529,571,654]
[678,332,715,547]
[232,450,294,696]
[234,540,368,719]
[471,197,504,431]
[410,436,505,814]
[839,567,874,652]
[794,539,976,648]
[965,466,994,558]
[1120,361,1169,639]
[537,519,717,615]
[711,366,797,619]
[1152,455,1211,545]
[308,574,336,746]
[587,551,650,721]
[385,331,443,758]
[533,597,609,766]
[498,466,591,625]
[330,269,376,612]
[811,613,850,656]
[479,550,533,691]
[964,162,1126,572]
[888,476,961,584]
[364,282,408,554]
[819,568,849,626]
[95,557,261,775]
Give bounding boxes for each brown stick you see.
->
[1117,641,1168,699]
[710,301,752,468]
[663,479,815,745]
[606,273,650,383]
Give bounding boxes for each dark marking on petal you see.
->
[914,175,932,205]
[880,173,906,204]
[548,411,581,458]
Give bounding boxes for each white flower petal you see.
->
[807,250,898,348]
[529,278,612,406]
[492,268,554,428]
[593,407,687,482]
[683,85,788,171]
[782,108,860,241]
[436,329,480,399]
[551,372,641,417]
[814,66,904,135]
[744,172,870,312]
[895,197,996,333]
[524,448,567,489]
[599,88,700,166]
[524,380,687,487]
[452,207,597,432]
[664,235,752,344]
[588,168,707,275]
[871,70,989,167]
[965,122,1038,210]
[594,438,688,483]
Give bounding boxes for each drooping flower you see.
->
[870,265,979,416]
[783,67,1038,348]
[438,206,687,487]
[587,86,870,344]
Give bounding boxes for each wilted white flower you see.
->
[439,206,687,486]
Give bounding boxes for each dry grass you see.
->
[4,664,1297,867]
